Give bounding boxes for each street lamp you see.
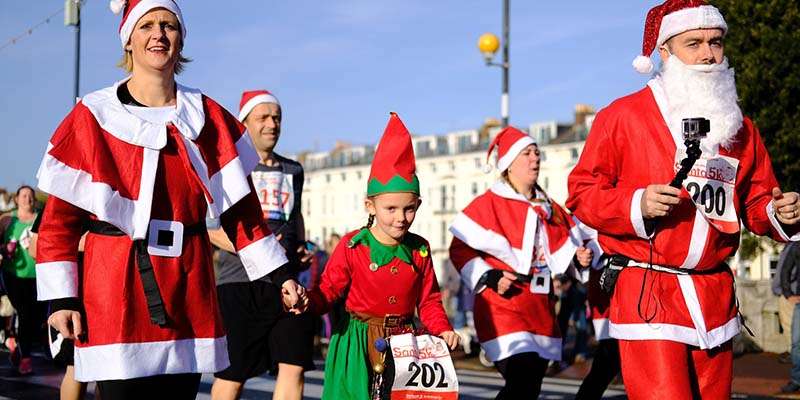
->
[476,0,510,127]
[64,0,81,105]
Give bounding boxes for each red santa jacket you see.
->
[308,229,451,335]
[567,79,799,349]
[34,80,288,381]
[448,181,600,362]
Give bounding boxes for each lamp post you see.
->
[64,0,81,105]
[477,0,510,127]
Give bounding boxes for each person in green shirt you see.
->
[0,185,43,375]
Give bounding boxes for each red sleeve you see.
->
[35,196,89,300]
[220,177,288,280]
[566,110,646,239]
[739,122,800,241]
[448,237,494,292]
[308,241,352,315]
[415,253,452,335]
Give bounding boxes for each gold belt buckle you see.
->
[383,314,402,328]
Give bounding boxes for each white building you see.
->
[295,105,594,284]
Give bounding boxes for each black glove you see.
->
[479,269,505,292]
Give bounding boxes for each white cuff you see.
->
[237,234,289,280]
[767,201,800,241]
[631,188,654,240]
[36,261,79,301]
[461,257,493,294]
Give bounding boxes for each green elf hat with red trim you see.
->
[366,112,420,196]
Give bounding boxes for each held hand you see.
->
[640,184,682,219]
[772,187,800,225]
[575,246,593,268]
[48,310,83,340]
[297,245,314,265]
[281,279,308,314]
[439,330,461,351]
[788,295,800,305]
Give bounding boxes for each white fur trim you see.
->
[132,148,159,238]
[238,94,280,122]
[73,336,228,382]
[592,318,611,341]
[633,55,654,74]
[109,0,126,15]
[449,211,520,271]
[35,261,79,300]
[630,188,653,240]
[658,5,727,48]
[481,331,562,362]
[205,133,260,219]
[679,210,709,269]
[609,316,739,349]
[236,234,288,280]
[119,0,185,48]
[81,79,205,150]
[460,257,493,293]
[767,201,800,241]
[676,275,710,348]
[496,135,535,172]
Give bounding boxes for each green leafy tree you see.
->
[711,0,800,189]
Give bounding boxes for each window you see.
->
[471,182,478,196]
[441,221,447,248]
[430,163,437,173]
[448,161,456,171]
[544,177,549,190]
[540,151,547,162]
[570,148,579,161]
[440,185,447,210]
[357,171,362,180]
[474,158,482,168]
[325,174,331,183]
[341,172,347,181]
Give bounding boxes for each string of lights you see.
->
[0,6,67,53]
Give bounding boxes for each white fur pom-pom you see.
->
[109,0,126,15]
[482,163,493,174]
[632,55,654,74]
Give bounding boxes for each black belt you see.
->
[86,219,206,327]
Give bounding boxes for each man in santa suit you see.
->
[567,0,800,398]
[34,0,302,398]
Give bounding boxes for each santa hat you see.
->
[632,0,727,74]
[485,126,535,173]
[109,0,185,48]
[366,113,420,197]
[238,90,281,122]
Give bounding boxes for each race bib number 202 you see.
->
[390,333,458,400]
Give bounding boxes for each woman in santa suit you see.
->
[34,1,299,398]
[448,127,600,399]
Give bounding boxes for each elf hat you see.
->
[485,126,535,173]
[109,0,186,49]
[367,113,420,197]
[632,0,727,74]
[238,90,280,122]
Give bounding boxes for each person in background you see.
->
[0,185,42,376]
[210,89,315,400]
[779,241,800,393]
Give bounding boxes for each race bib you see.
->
[389,333,458,400]
[252,170,294,221]
[675,149,740,234]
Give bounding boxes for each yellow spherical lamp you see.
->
[477,33,500,61]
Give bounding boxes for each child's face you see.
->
[365,192,421,244]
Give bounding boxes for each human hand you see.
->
[640,184,681,219]
[575,246,593,268]
[496,271,518,296]
[773,187,800,225]
[297,244,314,265]
[788,295,800,305]
[439,330,461,351]
[281,279,308,314]
[48,310,83,340]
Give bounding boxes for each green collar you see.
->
[349,228,427,268]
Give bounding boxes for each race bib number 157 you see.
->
[390,333,458,400]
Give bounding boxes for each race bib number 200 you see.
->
[675,149,740,234]
[390,333,458,400]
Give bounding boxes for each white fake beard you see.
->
[658,55,743,150]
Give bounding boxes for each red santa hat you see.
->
[366,113,419,196]
[485,126,535,173]
[238,90,281,122]
[109,0,185,48]
[632,0,727,74]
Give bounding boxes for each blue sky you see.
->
[0,1,654,189]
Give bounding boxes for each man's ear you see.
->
[658,42,672,64]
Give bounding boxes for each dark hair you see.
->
[362,214,375,230]
[15,185,34,197]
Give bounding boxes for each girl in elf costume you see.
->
[308,113,459,400]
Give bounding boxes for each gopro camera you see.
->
[682,118,710,141]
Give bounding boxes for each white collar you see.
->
[80,78,206,149]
